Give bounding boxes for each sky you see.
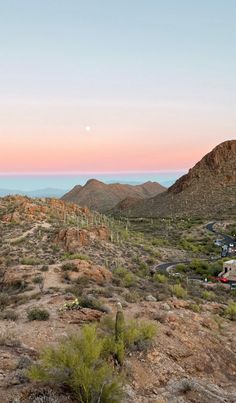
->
[0,0,236,177]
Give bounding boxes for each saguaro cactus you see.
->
[115,302,125,342]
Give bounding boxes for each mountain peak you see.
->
[85,179,104,186]
[170,140,236,194]
[121,140,236,218]
[62,179,166,213]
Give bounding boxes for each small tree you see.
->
[28,325,123,403]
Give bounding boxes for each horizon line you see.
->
[0,169,187,176]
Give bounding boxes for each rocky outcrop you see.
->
[54,226,110,251]
[61,259,112,284]
[1,195,90,223]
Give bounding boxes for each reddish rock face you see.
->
[54,226,110,251]
[1,196,91,223]
[62,259,112,284]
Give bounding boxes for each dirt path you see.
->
[8,221,51,244]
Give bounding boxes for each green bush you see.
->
[27,307,50,321]
[170,284,187,299]
[124,320,157,351]
[100,315,157,353]
[224,301,236,321]
[175,263,188,273]
[113,267,136,288]
[202,290,215,301]
[137,262,149,278]
[28,325,123,403]
[189,303,201,313]
[153,273,168,283]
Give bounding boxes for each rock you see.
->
[160,303,171,311]
[145,295,157,302]
[62,259,112,284]
[64,292,74,300]
[154,312,167,323]
[17,355,33,369]
[54,226,110,251]
[5,369,28,386]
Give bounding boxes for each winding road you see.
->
[206,222,234,245]
[154,222,235,281]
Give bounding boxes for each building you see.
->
[220,260,236,280]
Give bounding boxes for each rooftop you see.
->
[224,260,236,265]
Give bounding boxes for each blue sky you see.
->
[0,0,235,180]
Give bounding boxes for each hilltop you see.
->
[119,140,236,218]
[62,179,166,213]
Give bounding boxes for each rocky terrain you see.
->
[0,195,235,402]
[62,179,166,213]
[115,140,236,218]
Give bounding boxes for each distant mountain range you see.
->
[116,140,236,218]
[62,179,166,213]
[0,188,67,198]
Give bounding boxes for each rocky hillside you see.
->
[122,140,236,218]
[0,195,236,402]
[62,179,166,213]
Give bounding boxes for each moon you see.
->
[85,126,91,132]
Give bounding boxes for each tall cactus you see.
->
[115,302,125,342]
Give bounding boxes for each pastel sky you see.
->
[0,0,236,174]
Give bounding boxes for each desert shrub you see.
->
[21,257,41,266]
[27,307,50,321]
[202,290,215,301]
[51,244,61,253]
[170,284,187,299]
[62,252,89,261]
[175,263,188,273]
[113,267,136,288]
[124,290,141,303]
[0,329,21,347]
[1,309,18,321]
[40,265,49,272]
[188,303,201,313]
[79,296,109,313]
[32,276,44,284]
[75,276,90,287]
[62,297,109,313]
[25,388,61,403]
[0,292,10,310]
[152,238,168,247]
[61,262,78,271]
[188,259,222,278]
[224,301,236,321]
[153,273,168,283]
[100,315,157,353]
[137,262,149,277]
[28,325,123,403]
[123,320,157,351]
